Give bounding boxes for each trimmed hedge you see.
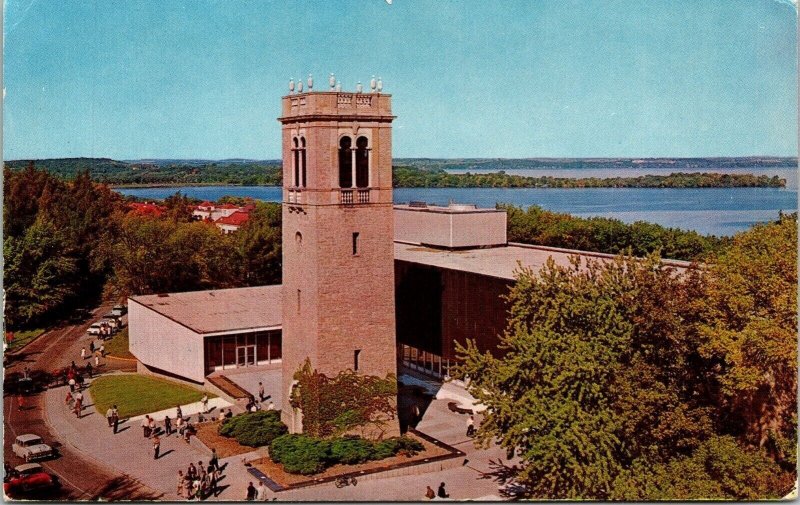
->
[269,434,426,475]
[218,410,288,448]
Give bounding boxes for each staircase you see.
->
[206,374,251,403]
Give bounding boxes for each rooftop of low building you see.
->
[129,285,282,335]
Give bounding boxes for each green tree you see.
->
[697,214,797,458]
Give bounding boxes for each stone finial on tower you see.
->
[356,81,363,93]
[370,75,377,93]
[307,74,313,90]
[377,77,383,93]
[336,81,342,92]
[289,78,295,93]
[329,73,336,89]
[297,79,304,92]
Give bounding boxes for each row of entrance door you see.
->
[235,345,256,367]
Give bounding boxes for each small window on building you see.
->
[354,349,361,372]
[297,289,301,314]
[352,232,359,255]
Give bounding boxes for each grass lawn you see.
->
[89,374,213,419]
[104,328,134,359]
[6,328,46,351]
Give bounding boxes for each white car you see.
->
[12,434,54,462]
[86,323,103,335]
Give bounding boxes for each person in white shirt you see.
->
[256,481,269,501]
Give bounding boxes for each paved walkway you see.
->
[44,377,253,501]
[43,370,516,501]
[128,397,232,423]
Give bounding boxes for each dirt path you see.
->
[4,303,162,501]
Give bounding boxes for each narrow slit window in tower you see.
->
[352,232,359,255]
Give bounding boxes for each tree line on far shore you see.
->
[3,158,787,188]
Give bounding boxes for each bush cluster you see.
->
[269,434,425,475]
[218,410,287,448]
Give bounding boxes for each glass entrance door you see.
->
[236,345,256,367]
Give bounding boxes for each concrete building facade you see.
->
[278,90,398,432]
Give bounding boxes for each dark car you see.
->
[4,463,60,497]
[3,370,52,397]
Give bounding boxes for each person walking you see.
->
[80,347,86,360]
[112,405,120,434]
[68,377,76,393]
[201,394,209,413]
[99,344,105,357]
[466,415,475,437]
[65,390,74,408]
[246,482,257,501]
[176,470,186,498]
[176,405,183,420]
[209,448,220,472]
[148,416,156,436]
[106,407,114,427]
[267,401,275,411]
[86,362,93,378]
[176,415,185,437]
[89,340,95,354]
[164,415,172,436]
[187,462,197,481]
[425,485,436,500]
[256,481,268,501]
[74,391,83,412]
[94,352,100,367]
[438,482,449,498]
[152,435,160,459]
[258,382,265,402]
[142,415,151,437]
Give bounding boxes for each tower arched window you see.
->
[338,136,353,188]
[299,137,307,188]
[292,137,300,187]
[355,136,369,188]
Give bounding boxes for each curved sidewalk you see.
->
[43,375,254,501]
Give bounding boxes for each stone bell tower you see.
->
[278,76,397,434]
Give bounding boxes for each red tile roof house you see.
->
[191,201,248,223]
[128,202,166,217]
[215,210,250,234]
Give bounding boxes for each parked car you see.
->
[12,435,54,462]
[101,317,120,331]
[111,304,127,316]
[86,323,103,336]
[4,463,59,496]
[4,370,51,396]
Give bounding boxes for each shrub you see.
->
[269,434,332,475]
[330,436,375,465]
[372,436,424,459]
[218,410,287,447]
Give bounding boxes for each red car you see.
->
[4,463,59,497]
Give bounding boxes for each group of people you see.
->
[105,405,121,433]
[244,480,270,501]
[245,382,274,413]
[425,482,450,500]
[80,342,105,368]
[177,451,222,500]
[64,388,84,418]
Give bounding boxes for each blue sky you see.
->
[3,0,797,159]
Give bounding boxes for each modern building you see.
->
[129,286,282,383]
[128,86,691,425]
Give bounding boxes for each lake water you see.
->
[115,184,797,237]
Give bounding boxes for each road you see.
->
[3,303,163,501]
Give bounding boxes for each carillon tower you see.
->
[278,75,397,433]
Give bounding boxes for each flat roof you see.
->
[394,242,690,280]
[129,285,282,335]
